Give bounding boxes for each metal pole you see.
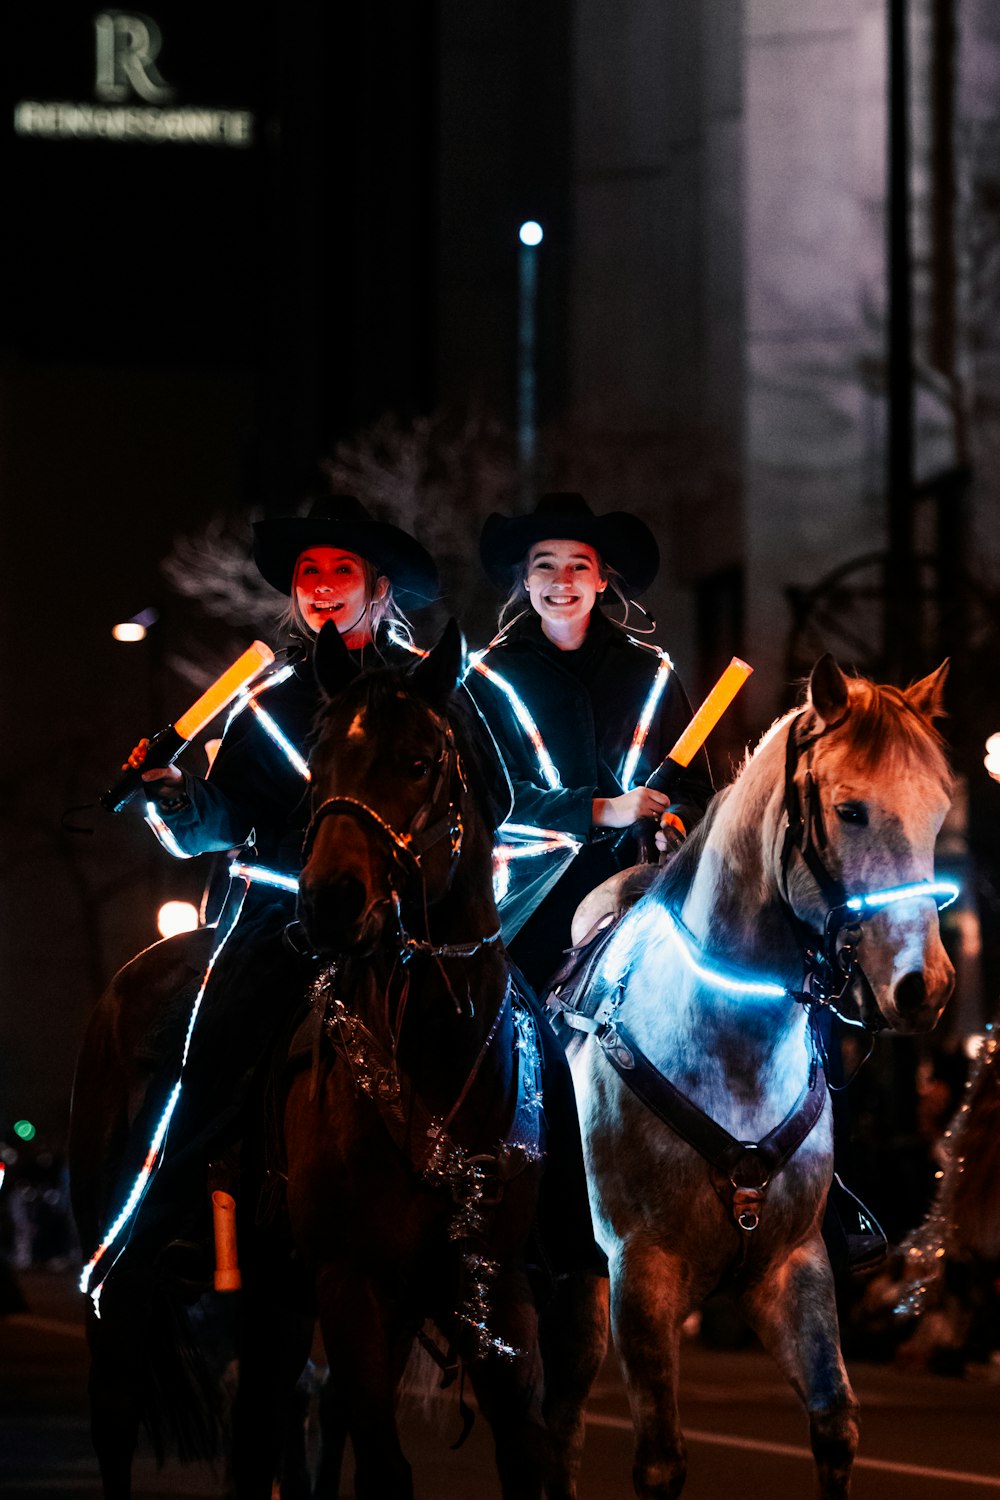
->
[886,0,919,683]
[517,221,543,500]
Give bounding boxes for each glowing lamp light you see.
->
[13,1120,36,1142]
[157,900,200,939]
[519,220,543,246]
[112,605,160,643]
[985,733,1000,779]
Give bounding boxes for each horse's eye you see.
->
[410,758,432,780]
[835,802,868,827]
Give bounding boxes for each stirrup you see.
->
[823,1174,888,1274]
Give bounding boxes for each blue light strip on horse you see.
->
[599,878,962,1005]
[845,880,959,915]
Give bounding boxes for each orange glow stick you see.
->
[647,657,753,793]
[102,640,276,812]
[668,657,753,767]
[174,641,275,738]
[212,1190,242,1292]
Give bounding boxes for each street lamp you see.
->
[111,606,159,644]
[518,220,544,495]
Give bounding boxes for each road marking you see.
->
[4,1314,87,1342]
[585,1414,1000,1488]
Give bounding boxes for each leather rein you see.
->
[300,704,502,964]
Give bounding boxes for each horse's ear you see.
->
[410,619,466,711]
[807,653,850,728]
[906,659,949,721]
[313,620,361,698]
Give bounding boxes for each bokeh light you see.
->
[157,900,200,939]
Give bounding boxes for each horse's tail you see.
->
[88,1257,225,1469]
[140,1277,226,1465]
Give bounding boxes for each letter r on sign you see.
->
[94,11,176,104]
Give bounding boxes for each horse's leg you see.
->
[316,1263,413,1500]
[313,1364,349,1500]
[87,1313,144,1500]
[539,1271,609,1500]
[231,1289,314,1500]
[609,1240,691,1500]
[466,1265,548,1500]
[738,1242,860,1499]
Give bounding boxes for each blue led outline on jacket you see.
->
[228,861,300,893]
[80,871,252,1306]
[620,648,673,792]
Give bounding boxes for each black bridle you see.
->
[301,704,501,963]
[777,711,885,1032]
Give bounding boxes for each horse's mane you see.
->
[645,672,952,911]
[312,666,504,840]
[835,679,952,788]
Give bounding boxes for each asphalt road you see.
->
[3,1267,1000,1498]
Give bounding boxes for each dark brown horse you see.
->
[71,622,583,1499]
[227,620,580,1499]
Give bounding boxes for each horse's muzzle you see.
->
[297,870,385,955]
[889,962,954,1031]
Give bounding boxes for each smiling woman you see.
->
[292,547,387,644]
[78,495,440,1307]
[468,492,714,990]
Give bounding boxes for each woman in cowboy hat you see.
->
[93,497,439,1291]
[469,492,713,990]
[132,493,438,842]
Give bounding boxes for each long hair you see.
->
[280,557,415,657]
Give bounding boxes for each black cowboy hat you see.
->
[253,495,439,608]
[479,493,659,596]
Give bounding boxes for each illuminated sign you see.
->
[13,11,254,148]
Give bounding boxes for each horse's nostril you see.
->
[894,972,927,1014]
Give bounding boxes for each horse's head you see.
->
[298,620,472,955]
[781,655,955,1033]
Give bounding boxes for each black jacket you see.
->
[467,609,714,983]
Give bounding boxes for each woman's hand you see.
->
[123,739,186,807]
[592,787,671,829]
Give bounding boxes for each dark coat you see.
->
[467,609,714,986]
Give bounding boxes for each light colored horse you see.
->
[559,656,955,1499]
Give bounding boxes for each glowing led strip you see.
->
[467,653,562,791]
[144,801,195,860]
[245,700,311,781]
[600,901,790,998]
[492,825,582,905]
[79,872,251,1306]
[846,880,959,915]
[226,661,296,725]
[620,649,672,792]
[599,878,963,1003]
[229,861,300,893]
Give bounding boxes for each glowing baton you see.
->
[646,657,754,795]
[101,640,276,813]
